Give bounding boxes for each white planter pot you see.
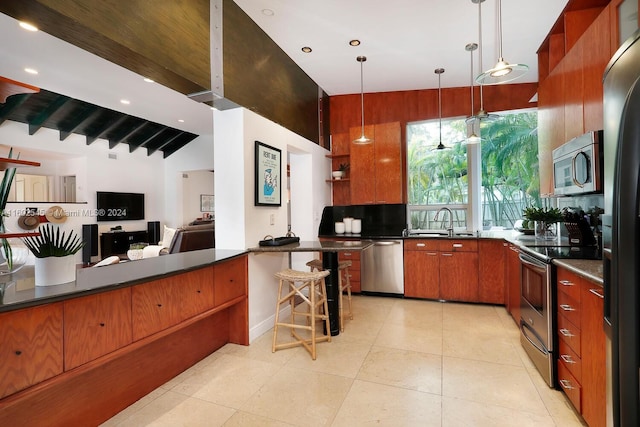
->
[332,171,344,180]
[35,256,76,287]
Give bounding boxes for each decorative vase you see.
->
[0,226,30,275]
[534,221,558,241]
[34,255,76,286]
[332,171,344,180]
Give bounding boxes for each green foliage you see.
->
[23,223,85,258]
[338,163,350,172]
[523,206,563,223]
[0,148,20,269]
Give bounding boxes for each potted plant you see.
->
[23,223,85,286]
[332,163,350,180]
[523,206,563,240]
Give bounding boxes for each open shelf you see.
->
[326,178,350,183]
[0,158,41,170]
[0,232,41,238]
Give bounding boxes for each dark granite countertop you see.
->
[0,249,247,313]
[553,258,604,285]
[248,240,374,253]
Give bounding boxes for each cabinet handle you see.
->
[197,290,201,293]
[589,288,604,299]
[559,328,575,337]
[559,280,574,287]
[559,304,575,312]
[99,322,105,327]
[426,252,437,256]
[559,379,575,390]
[157,303,162,307]
[452,243,463,248]
[560,354,576,364]
[416,243,426,247]
[15,350,22,356]
[441,253,453,257]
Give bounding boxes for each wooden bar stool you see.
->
[272,269,331,360]
[306,258,354,332]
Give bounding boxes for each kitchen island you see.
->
[0,249,249,427]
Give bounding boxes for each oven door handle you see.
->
[519,253,547,274]
[520,321,549,355]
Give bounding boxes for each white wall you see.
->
[214,107,331,342]
[181,170,214,223]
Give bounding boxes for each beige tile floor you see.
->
[101,295,587,427]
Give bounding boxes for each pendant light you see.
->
[468,0,499,123]
[465,43,481,144]
[475,0,528,85]
[433,68,450,151]
[353,56,372,144]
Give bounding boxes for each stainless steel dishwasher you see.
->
[361,239,404,296]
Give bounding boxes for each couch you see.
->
[142,222,215,258]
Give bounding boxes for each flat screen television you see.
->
[96,191,145,222]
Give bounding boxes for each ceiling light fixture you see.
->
[120,99,130,105]
[475,0,528,85]
[353,55,372,144]
[143,77,154,83]
[468,0,499,123]
[261,9,274,16]
[433,68,450,151]
[19,21,38,32]
[465,43,481,145]
[24,68,38,75]
[349,39,361,46]
[301,46,312,53]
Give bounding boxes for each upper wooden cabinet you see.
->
[349,122,403,205]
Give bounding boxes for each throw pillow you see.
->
[161,225,176,248]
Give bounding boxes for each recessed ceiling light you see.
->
[261,9,274,16]
[349,40,361,46]
[178,119,185,123]
[143,77,154,83]
[120,99,130,105]
[24,68,38,75]
[301,46,312,53]
[19,21,38,32]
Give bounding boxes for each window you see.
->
[407,109,540,232]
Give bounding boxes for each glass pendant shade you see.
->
[353,56,372,144]
[475,0,528,85]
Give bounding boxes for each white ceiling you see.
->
[233,0,569,94]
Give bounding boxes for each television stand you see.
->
[100,230,148,258]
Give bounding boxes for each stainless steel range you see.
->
[519,245,601,388]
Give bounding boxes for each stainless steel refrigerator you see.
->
[603,28,640,427]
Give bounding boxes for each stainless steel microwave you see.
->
[552,130,603,195]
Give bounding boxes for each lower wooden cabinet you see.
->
[0,303,63,399]
[478,240,506,304]
[556,266,606,427]
[404,241,439,299]
[63,288,133,370]
[338,250,361,293]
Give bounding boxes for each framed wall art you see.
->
[200,194,214,212]
[254,141,282,206]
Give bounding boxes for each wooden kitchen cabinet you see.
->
[478,239,505,304]
[339,250,361,293]
[132,277,180,340]
[178,267,215,319]
[403,239,439,299]
[438,239,478,302]
[505,242,521,324]
[63,288,133,370]
[556,265,606,427]
[214,256,247,306]
[0,303,63,399]
[349,122,402,205]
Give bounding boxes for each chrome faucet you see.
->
[434,207,454,237]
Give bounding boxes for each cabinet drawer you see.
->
[339,250,361,261]
[438,239,478,252]
[558,338,582,384]
[557,268,582,303]
[558,290,581,329]
[404,240,439,251]
[558,313,581,357]
[558,361,582,413]
[215,256,247,307]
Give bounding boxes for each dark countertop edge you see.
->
[0,249,248,314]
[553,258,604,285]
[248,240,374,252]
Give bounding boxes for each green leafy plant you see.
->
[22,223,85,258]
[0,148,19,269]
[523,206,563,223]
[338,163,350,172]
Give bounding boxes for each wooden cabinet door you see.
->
[132,278,179,340]
[374,122,402,204]
[583,7,611,133]
[0,303,63,398]
[581,282,606,427]
[175,267,215,321]
[403,250,439,299]
[563,39,584,141]
[339,250,361,293]
[506,244,521,324]
[349,124,376,204]
[215,255,248,307]
[439,251,478,302]
[64,288,132,370]
[478,240,505,304]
